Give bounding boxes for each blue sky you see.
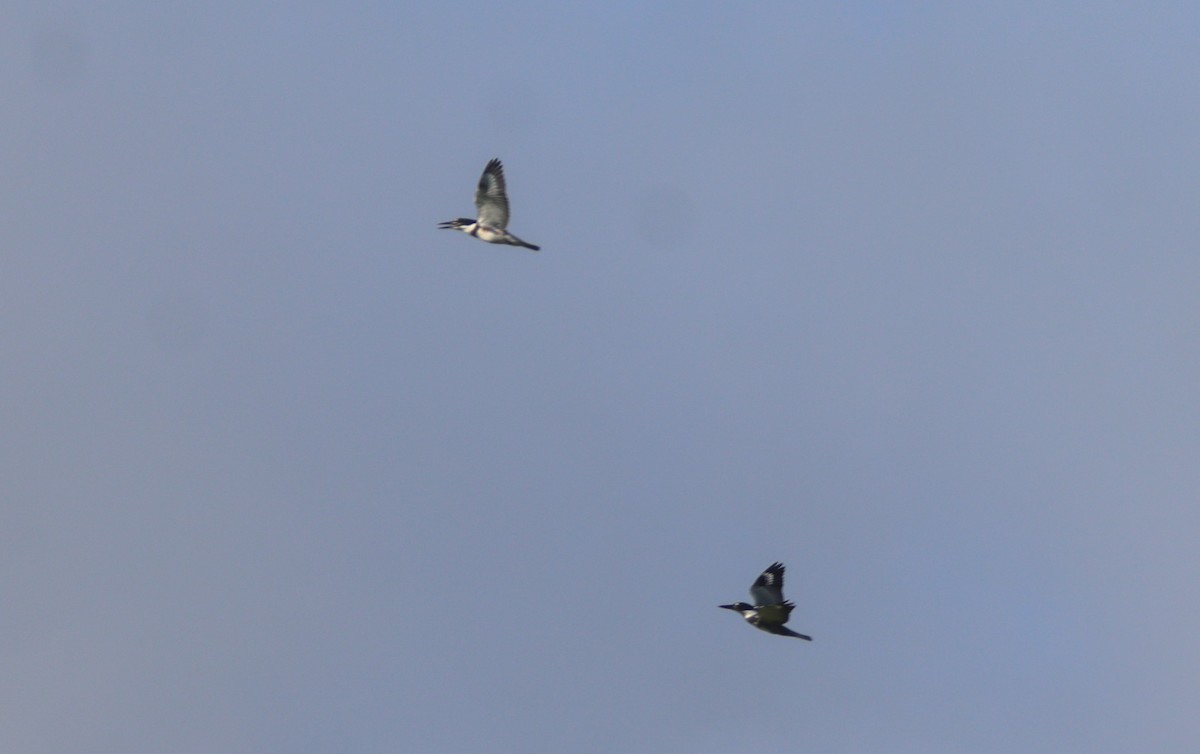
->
[4,3,1199,752]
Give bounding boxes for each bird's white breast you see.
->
[474,226,507,243]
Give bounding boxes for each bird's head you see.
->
[719,602,754,614]
[438,218,475,230]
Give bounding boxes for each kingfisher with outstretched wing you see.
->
[438,158,540,251]
[720,562,812,641]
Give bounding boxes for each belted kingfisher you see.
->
[438,158,541,251]
[720,562,812,641]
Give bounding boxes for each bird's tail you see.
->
[781,628,813,641]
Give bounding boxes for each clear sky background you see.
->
[4,3,1199,752]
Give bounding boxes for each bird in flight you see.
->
[438,158,540,251]
[720,562,812,641]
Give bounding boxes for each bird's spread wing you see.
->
[474,158,510,229]
[749,562,787,606]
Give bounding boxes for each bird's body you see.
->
[720,562,812,641]
[439,158,540,251]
